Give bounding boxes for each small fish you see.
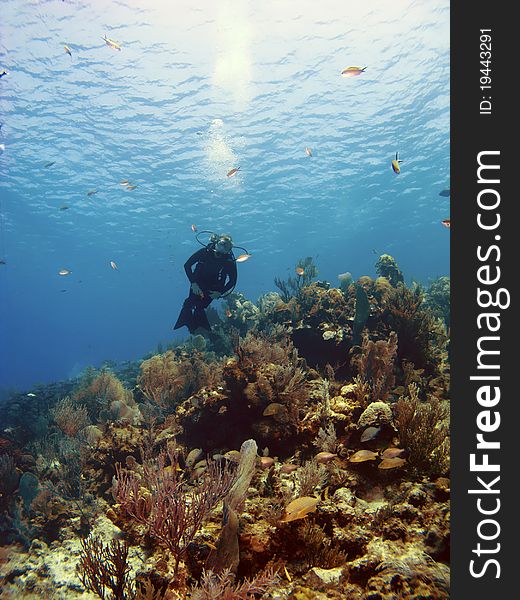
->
[64,45,72,57]
[0,70,8,79]
[59,205,69,211]
[391,152,403,174]
[441,219,450,229]
[279,496,319,523]
[58,269,72,276]
[258,456,275,470]
[315,452,337,464]
[381,447,406,460]
[349,449,378,463]
[191,224,198,232]
[296,267,305,276]
[103,35,122,51]
[0,144,5,153]
[126,184,137,191]
[280,464,298,474]
[87,189,97,196]
[360,426,381,442]
[223,450,242,463]
[439,189,450,197]
[226,166,240,178]
[44,161,56,168]
[218,405,228,414]
[236,253,251,263]
[120,179,129,186]
[225,309,232,318]
[341,66,367,78]
[378,457,406,470]
[185,448,203,468]
[305,147,312,157]
[27,393,37,397]
[0,259,6,265]
[110,261,118,270]
[205,541,218,551]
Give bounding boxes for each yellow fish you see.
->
[103,35,122,51]
[126,184,137,191]
[341,66,367,78]
[279,496,319,523]
[391,152,403,174]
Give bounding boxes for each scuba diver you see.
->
[174,232,239,334]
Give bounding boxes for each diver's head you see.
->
[214,233,233,255]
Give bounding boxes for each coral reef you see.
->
[0,253,450,599]
[375,254,404,287]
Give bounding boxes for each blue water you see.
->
[0,0,449,390]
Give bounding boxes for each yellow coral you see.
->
[74,371,132,409]
[137,351,185,408]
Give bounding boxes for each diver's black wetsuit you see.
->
[174,247,237,333]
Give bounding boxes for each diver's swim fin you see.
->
[174,305,193,331]
[191,308,211,333]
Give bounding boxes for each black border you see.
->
[451,4,514,596]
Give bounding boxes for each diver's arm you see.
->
[221,261,238,294]
[184,249,205,282]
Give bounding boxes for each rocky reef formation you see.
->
[0,254,450,599]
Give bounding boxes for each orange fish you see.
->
[110,261,118,270]
[305,147,312,157]
[191,224,198,232]
[236,253,251,263]
[441,219,450,229]
[295,267,304,276]
[341,66,367,78]
[227,167,240,178]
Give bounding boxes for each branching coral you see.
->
[274,257,318,302]
[138,351,221,413]
[352,332,397,403]
[76,535,133,600]
[112,449,235,576]
[382,284,442,371]
[73,370,133,420]
[297,459,327,496]
[297,521,347,569]
[424,276,451,329]
[312,423,337,453]
[51,397,90,437]
[393,384,450,476]
[229,333,308,432]
[190,567,280,600]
